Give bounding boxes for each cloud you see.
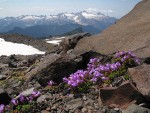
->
[86,8,114,14]
[86,8,98,13]
[100,10,114,13]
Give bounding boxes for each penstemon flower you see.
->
[0,104,4,113]
[47,80,55,86]
[11,99,18,106]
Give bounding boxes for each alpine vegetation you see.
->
[63,51,140,92]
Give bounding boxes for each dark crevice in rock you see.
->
[144,57,150,64]
[81,51,112,69]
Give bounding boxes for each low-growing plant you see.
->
[63,51,140,93]
[9,91,41,113]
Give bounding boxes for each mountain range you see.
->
[0,11,117,38]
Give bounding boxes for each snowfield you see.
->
[0,38,45,56]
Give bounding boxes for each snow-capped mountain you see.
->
[0,11,117,37]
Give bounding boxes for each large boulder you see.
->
[60,33,91,52]
[100,81,142,108]
[74,0,150,58]
[25,53,83,86]
[122,104,150,113]
[129,64,150,102]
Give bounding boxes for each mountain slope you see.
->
[74,0,150,58]
[7,23,99,38]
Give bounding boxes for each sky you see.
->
[0,0,141,18]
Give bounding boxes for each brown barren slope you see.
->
[74,0,150,58]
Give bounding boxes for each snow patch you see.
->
[45,37,65,45]
[46,40,62,45]
[0,38,45,56]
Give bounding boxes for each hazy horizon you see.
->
[0,0,141,18]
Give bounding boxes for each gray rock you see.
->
[129,64,150,102]
[60,33,91,52]
[84,98,95,106]
[37,95,47,103]
[82,108,88,113]
[66,98,83,110]
[94,103,99,110]
[41,110,50,113]
[122,104,150,113]
[114,108,120,111]
[20,87,34,96]
[87,106,94,110]
[68,94,74,98]
[0,74,7,80]
[25,53,83,86]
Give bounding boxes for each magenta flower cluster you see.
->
[0,91,41,112]
[63,70,88,87]
[63,59,122,88]
[63,51,140,89]
[115,51,140,64]
[11,91,41,107]
[89,62,121,83]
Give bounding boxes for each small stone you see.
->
[94,103,99,110]
[41,110,50,113]
[82,108,88,112]
[46,93,53,100]
[51,105,57,110]
[88,109,93,113]
[84,98,94,106]
[87,106,94,110]
[20,87,34,96]
[110,109,119,113]
[0,74,7,80]
[114,107,120,111]
[37,95,47,103]
[83,95,87,101]
[101,106,109,113]
[109,104,120,109]
[69,110,75,113]
[66,98,83,110]
[68,94,74,98]
[46,108,51,111]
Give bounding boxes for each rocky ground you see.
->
[0,32,150,113]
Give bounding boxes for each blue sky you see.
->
[0,0,141,18]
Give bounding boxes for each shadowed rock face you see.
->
[129,64,150,102]
[74,0,150,58]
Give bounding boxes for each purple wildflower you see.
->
[19,94,26,102]
[63,77,68,83]
[47,80,55,86]
[115,62,121,67]
[31,91,41,98]
[11,99,18,106]
[134,58,140,65]
[110,63,118,71]
[90,77,98,83]
[0,104,4,113]
[101,77,109,81]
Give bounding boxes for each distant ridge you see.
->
[0,11,117,37]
